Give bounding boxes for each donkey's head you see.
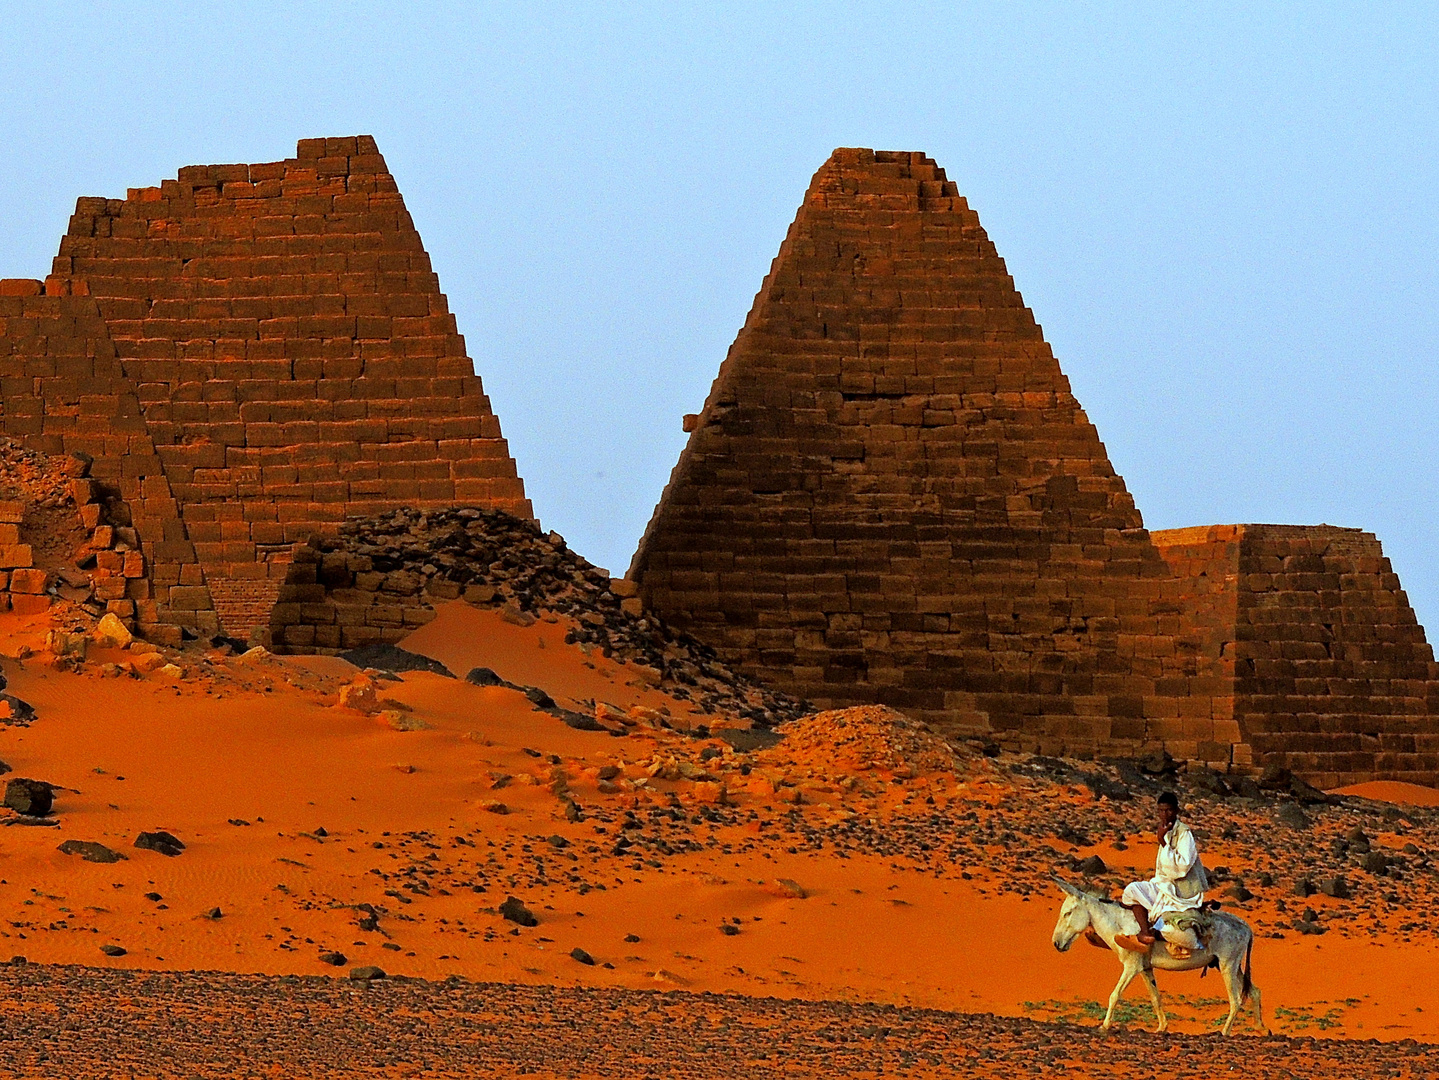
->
[1051,877,1093,953]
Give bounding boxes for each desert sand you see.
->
[0,596,1435,1072]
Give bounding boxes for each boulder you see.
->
[92,613,133,649]
[1275,802,1309,830]
[134,830,185,857]
[499,895,538,927]
[4,778,53,816]
[57,840,124,864]
[349,966,386,981]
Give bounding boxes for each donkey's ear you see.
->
[1052,876,1083,898]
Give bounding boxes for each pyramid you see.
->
[631,148,1221,752]
[1154,524,1439,787]
[0,136,529,640]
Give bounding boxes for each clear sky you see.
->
[2,5,1436,629]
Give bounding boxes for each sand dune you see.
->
[0,600,1433,1046]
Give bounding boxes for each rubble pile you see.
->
[274,507,808,727]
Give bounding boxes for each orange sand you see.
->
[0,603,1429,1041]
[1332,780,1439,806]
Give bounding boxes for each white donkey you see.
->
[1051,878,1267,1036]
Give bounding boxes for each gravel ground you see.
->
[0,965,1431,1079]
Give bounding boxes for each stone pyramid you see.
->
[632,148,1218,749]
[0,136,529,640]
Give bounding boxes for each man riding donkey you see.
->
[1113,791,1210,958]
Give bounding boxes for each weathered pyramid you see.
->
[0,136,529,640]
[631,148,1220,751]
[1154,524,1439,788]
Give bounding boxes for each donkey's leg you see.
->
[1141,966,1167,1033]
[1219,961,1243,1036]
[1101,961,1141,1034]
[1249,982,1268,1034]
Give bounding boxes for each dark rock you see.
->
[716,728,783,752]
[1259,764,1292,790]
[719,923,740,936]
[547,835,569,849]
[1293,919,1326,936]
[349,966,386,981]
[1289,775,1332,806]
[1292,878,1315,897]
[338,644,453,678]
[570,947,595,965]
[0,760,10,776]
[1138,749,1176,776]
[1188,768,1229,797]
[1231,776,1263,800]
[1227,883,1254,903]
[499,896,538,927]
[99,944,127,957]
[1075,854,1107,876]
[464,667,506,687]
[624,934,640,943]
[319,951,347,966]
[1345,827,1371,853]
[1275,802,1309,830]
[1362,851,1389,876]
[134,830,186,857]
[4,778,53,816]
[57,840,124,864]
[524,686,556,710]
[561,711,603,731]
[1080,773,1131,802]
[1318,875,1350,899]
[0,696,36,725]
[203,907,223,920]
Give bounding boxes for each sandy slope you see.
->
[0,601,1433,1043]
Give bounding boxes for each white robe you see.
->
[1121,819,1205,926]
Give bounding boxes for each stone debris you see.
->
[57,840,125,864]
[134,830,186,857]
[273,507,807,727]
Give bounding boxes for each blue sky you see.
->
[2,4,1437,629]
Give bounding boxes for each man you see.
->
[1115,791,1207,954]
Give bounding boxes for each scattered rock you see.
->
[1275,803,1309,830]
[92,613,133,649]
[202,907,223,920]
[99,944,127,957]
[1292,878,1315,897]
[338,644,453,678]
[499,896,538,927]
[134,831,185,857]
[570,947,596,966]
[1080,773,1131,802]
[349,966,386,981]
[4,778,53,816]
[1074,854,1107,876]
[718,923,740,936]
[464,667,505,687]
[1318,876,1350,899]
[1363,851,1389,876]
[57,840,125,864]
[319,951,347,966]
[763,878,808,899]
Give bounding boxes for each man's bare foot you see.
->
[1113,934,1150,954]
[1137,930,1157,945]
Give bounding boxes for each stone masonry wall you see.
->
[1154,525,1439,788]
[0,137,531,642]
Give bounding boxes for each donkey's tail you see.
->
[1241,933,1254,1003]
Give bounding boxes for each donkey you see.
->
[1050,878,1267,1036]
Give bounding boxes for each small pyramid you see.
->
[0,137,530,641]
[632,148,1210,748]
